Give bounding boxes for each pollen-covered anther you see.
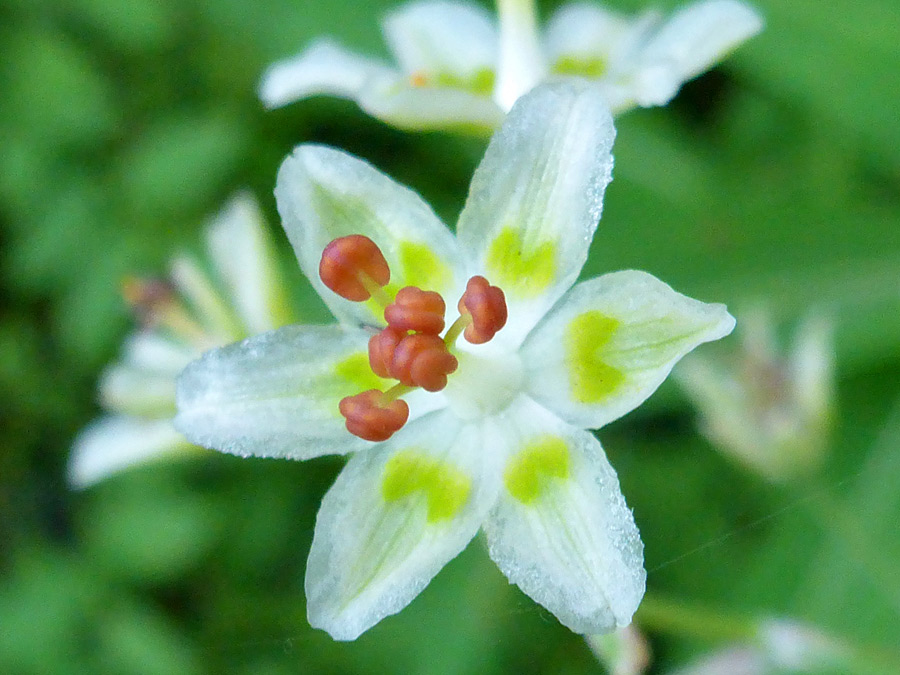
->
[390,333,458,392]
[457,275,508,344]
[368,327,404,379]
[318,235,390,302]
[339,390,409,442]
[384,286,446,335]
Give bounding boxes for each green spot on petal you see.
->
[504,436,570,504]
[485,226,556,298]
[566,311,625,403]
[399,241,451,293]
[432,68,496,96]
[382,450,471,522]
[334,352,386,393]
[553,55,608,79]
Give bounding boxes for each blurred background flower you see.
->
[1,0,899,673]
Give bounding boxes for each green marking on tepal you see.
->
[399,241,451,293]
[566,311,625,403]
[504,436,571,504]
[382,450,471,522]
[485,226,556,298]
[335,352,387,393]
[434,68,496,96]
[553,55,608,78]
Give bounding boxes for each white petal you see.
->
[494,0,546,109]
[482,398,645,634]
[359,80,504,133]
[170,254,242,344]
[627,0,763,108]
[68,416,195,489]
[275,144,467,327]
[99,332,197,417]
[544,3,633,71]
[521,270,736,429]
[259,39,396,109]
[455,82,615,349]
[305,409,499,640]
[205,191,295,335]
[382,1,497,87]
[174,325,421,461]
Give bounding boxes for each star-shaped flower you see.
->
[260,0,762,133]
[68,194,295,488]
[175,82,735,640]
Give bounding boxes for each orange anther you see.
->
[457,275,508,344]
[368,327,404,379]
[339,390,409,442]
[410,71,428,87]
[390,334,458,392]
[319,235,390,302]
[384,286,446,335]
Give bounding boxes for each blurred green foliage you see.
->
[1,0,899,673]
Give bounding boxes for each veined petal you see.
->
[482,398,645,634]
[625,0,763,108]
[206,192,295,335]
[68,416,195,489]
[359,80,504,134]
[174,325,421,460]
[455,82,615,349]
[259,38,396,110]
[382,1,497,92]
[275,145,467,327]
[305,409,499,640]
[521,270,735,429]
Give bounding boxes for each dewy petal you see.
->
[275,145,467,327]
[521,270,736,430]
[482,398,645,634]
[456,82,615,349]
[382,1,497,90]
[305,409,499,640]
[175,325,419,461]
[259,38,396,110]
[205,192,295,335]
[359,80,504,134]
[68,416,195,489]
[625,0,763,108]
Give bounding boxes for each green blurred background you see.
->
[1,0,899,673]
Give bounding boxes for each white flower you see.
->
[587,624,652,675]
[175,82,735,640]
[68,193,295,488]
[259,0,762,132]
[675,309,834,482]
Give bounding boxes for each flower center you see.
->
[319,235,509,441]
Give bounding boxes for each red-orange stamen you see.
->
[384,286,446,335]
[368,326,404,379]
[457,275,508,344]
[339,390,409,442]
[319,235,390,302]
[389,333,458,392]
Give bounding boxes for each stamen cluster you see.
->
[319,235,508,441]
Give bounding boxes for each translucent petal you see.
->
[359,80,503,134]
[275,145,467,327]
[482,398,645,634]
[206,191,295,335]
[305,409,499,640]
[455,82,615,348]
[494,0,546,109]
[259,39,396,110]
[68,416,195,489]
[175,325,437,460]
[626,0,763,107]
[382,1,497,85]
[521,270,736,429]
[544,3,632,69]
